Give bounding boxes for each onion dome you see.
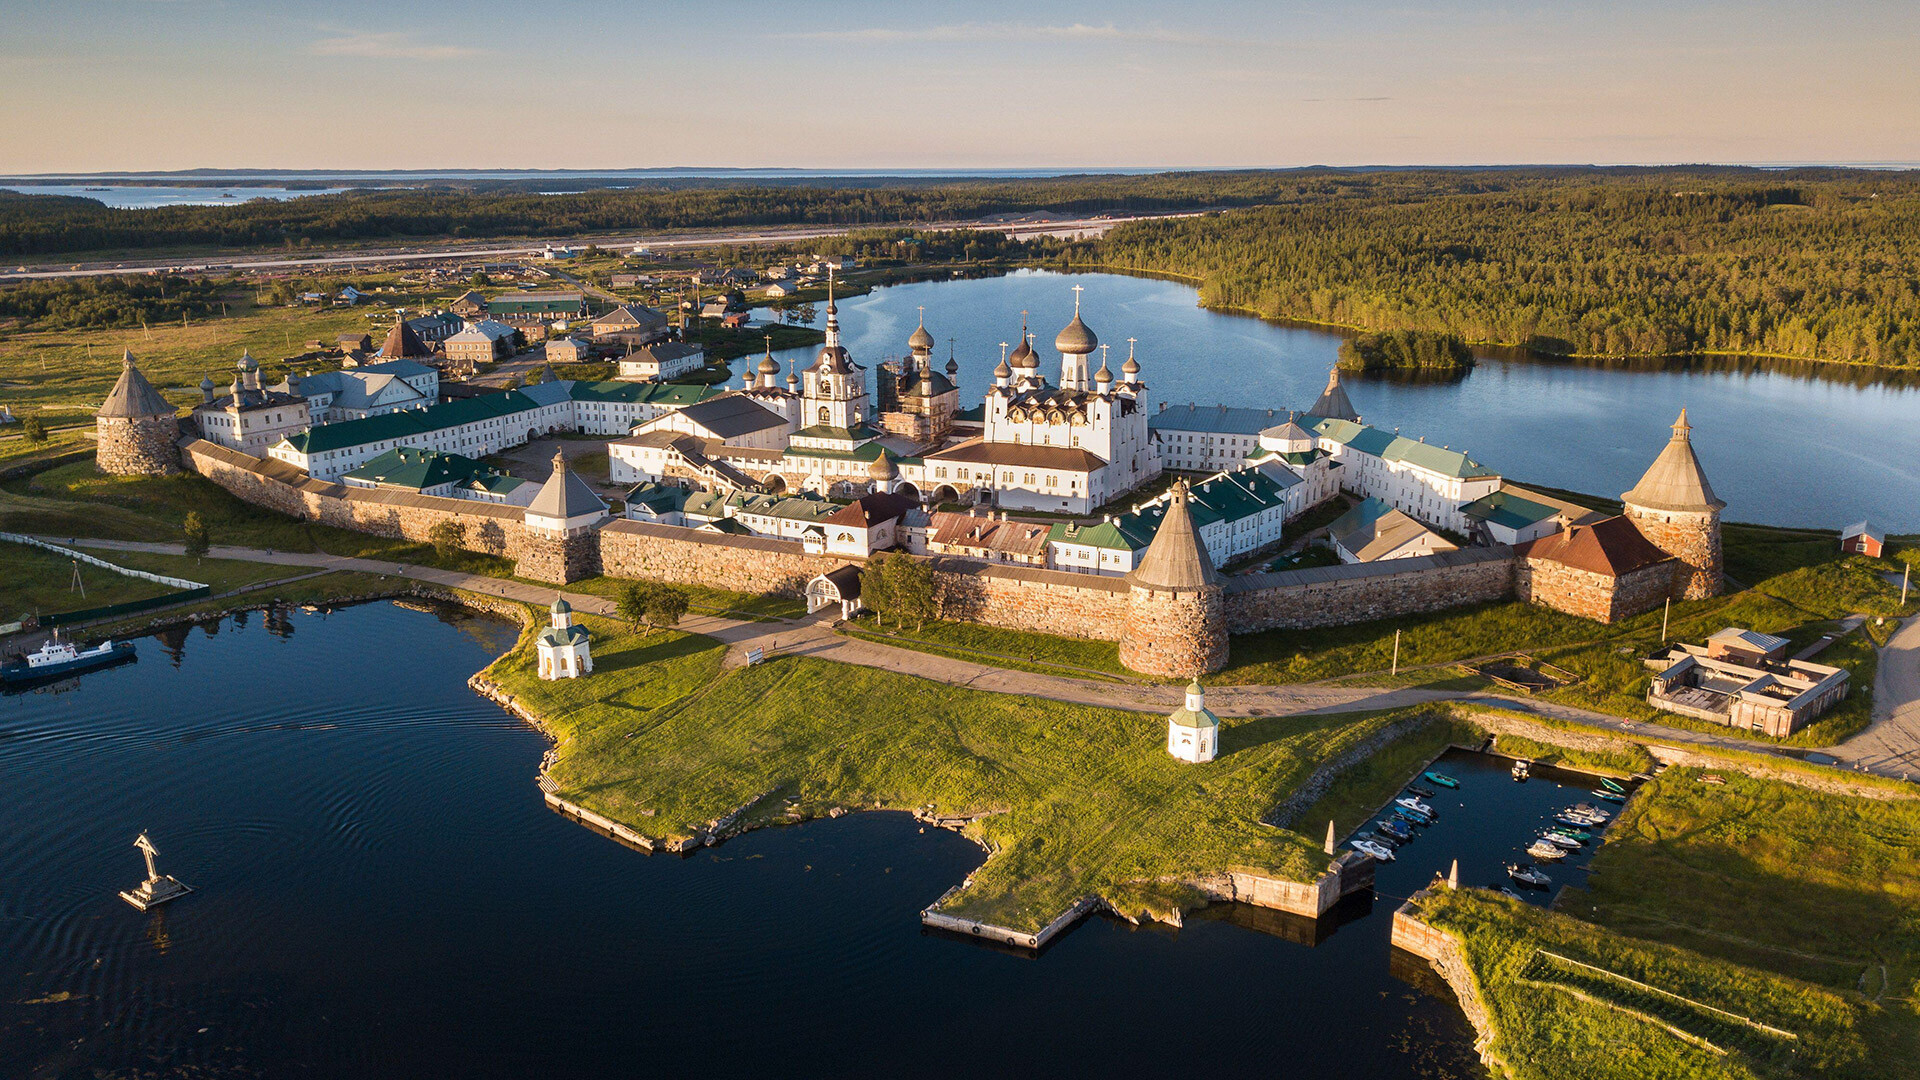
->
[1095,362,1114,387]
[551,597,572,616]
[867,452,899,480]
[237,351,258,372]
[199,377,215,392]
[786,369,799,388]
[1009,336,1038,369]
[993,358,1013,380]
[1121,352,1140,377]
[757,352,780,376]
[908,319,935,353]
[1055,312,1097,355]
[946,357,959,377]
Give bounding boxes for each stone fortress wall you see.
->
[178,440,1541,656]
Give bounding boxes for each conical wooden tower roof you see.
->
[377,318,430,359]
[1311,366,1358,422]
[526,451,606,520]
[1128,480,1219,591]
[1623,409,1724,513]
[98,351,174,418]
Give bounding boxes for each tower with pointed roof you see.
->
[1119,479,1228,677]
[1310,366,1359,423]
[517,450,609,583]
[1622,409,1724,600]
[800,274,872,433]
[96,351,181,475]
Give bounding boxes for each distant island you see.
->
[1337,330,1474,373]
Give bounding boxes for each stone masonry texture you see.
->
[96,415,181,476]
[1625,504,1723,601]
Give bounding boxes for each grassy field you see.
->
[0,289,435,413]
[838,613,1131,679]
[1219,599,1609,686]
[1417,887,1878,1080]
[483,611,1439,932]
[0,541,300,620]
[0,428,91,470]
[2,462,515,577]
[538,573,807,622]
[1397,763,1920,1079]
[1580,769,1920,1051]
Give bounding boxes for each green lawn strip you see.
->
[486,613,1423,934]
[539,573,805,622]
[1,539,183,616]
[1576,767,1920,1076]
[837,614,1132,679]
[76,570,404,640]
[0,429,90,468]
[1289,713,1475,843]
[1218,600,1608,686]
[1415,888,1873,1080]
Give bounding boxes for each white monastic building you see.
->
[1166,679,1221,763]
[535,597,593,680]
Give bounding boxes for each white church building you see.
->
[535,597,593,680]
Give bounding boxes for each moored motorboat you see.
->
[1407,784,1438,798]
[1511,759,1531,781]
[1394,796,1434,816]
[1376,818,1413,841]
[1507,863,1551,888]
[1496,885,1526,900]
[1394,806,1433,826]
[1571,803,1613,821]
[1349,838,1395,861]
[1423,771,1461,789]
[1526,840,1569,861]
[1541,831,1583,849]
[1360,830,1403,850]
[1595,790,1626,804]
[2,636,136,686]
[1600,777,1627,795]
[1552,826,1595,842]
[1555,813,1602,829]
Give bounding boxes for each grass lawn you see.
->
[838,613,1131,679]
[3,462,515,578]
[1219,600,1609,686]
[1416,887,1877,1080]
[0,428,91,469]
[542,574,807,622]
[485,611,1433,933]
[1580,769,1920,1026]
[2,539,180,617]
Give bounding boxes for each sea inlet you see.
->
[2,600,1639,1077]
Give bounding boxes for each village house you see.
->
[1841,520,1886,558]
[616,342,706,382]
[443,320,518,369]
[487,291,587,323]
[545,337,592,365]
[591,304,670,346]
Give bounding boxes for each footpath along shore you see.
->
[31,535,1920,783]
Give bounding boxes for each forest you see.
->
[1337,330,1473,372]
[0,275,228,331]
[1091,175,1920,367]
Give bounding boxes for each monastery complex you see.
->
[93,284,1726,679]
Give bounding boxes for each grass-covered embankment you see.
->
[0,541,295,619]
[482,610,1447,934]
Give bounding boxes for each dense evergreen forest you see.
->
[1337,330,1473,372]
[0,275,227,330]
[1091,173,1920,367]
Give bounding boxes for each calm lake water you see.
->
[0,185,353,209]
[0,601,1627,1078]
[766,269,1920,531]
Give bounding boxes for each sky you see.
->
[4,0,1919,173]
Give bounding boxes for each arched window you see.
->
[818,406,830,425]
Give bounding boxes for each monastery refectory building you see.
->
[95,285,1726,677]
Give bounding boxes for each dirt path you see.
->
[40,536,1920,782]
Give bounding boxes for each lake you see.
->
[0,185,354,209]
[764,269,1920,531]
[1,600,1631,1077]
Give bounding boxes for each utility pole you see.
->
[1391,628,1401,676]
[1903,562,1911,607]
[1662,597,1671,643]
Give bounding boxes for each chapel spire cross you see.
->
[1071,283,1084,313]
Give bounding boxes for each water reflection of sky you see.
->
[758,269,1920,530]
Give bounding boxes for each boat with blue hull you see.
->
[1,637,136,687]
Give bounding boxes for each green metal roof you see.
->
[1460,489,1560,530]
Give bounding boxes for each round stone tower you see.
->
[1622,409,1724,600]
[1119,480,1228,678]
[95,350,180,476]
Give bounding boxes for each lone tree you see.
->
[616,581,657,632]
[21,414,46,443]
[427,520,466,560]
[182,512,209,559]
[859,559,893,627]
[643,585,689,636]
[863,553,936,631]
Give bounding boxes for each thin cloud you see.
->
[784,22,1264,48]
[310,30,487,61]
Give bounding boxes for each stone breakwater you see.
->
[1391,892,1507,1074]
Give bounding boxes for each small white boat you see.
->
[1527,840,1569,861]
[1511,759,1530,781]
[1571,803,1613,822]
[1507,863,1552,888]
[1394,796,1433,816]
[1542,831,1584,849]
[2,636,136,685]
[1349,839,1395,861]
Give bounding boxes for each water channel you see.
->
[764,269,1920,531]
[2,601,1635,1078]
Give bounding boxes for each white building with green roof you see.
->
[535,598,592,681]
[1165,680,1220,763]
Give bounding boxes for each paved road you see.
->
[40,537,1920,782]
[6,214,1197,281]
[1837,616,1920,778]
